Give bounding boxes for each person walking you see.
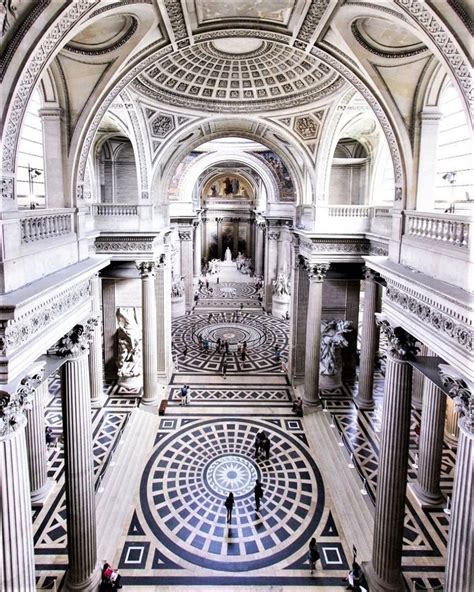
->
[240,302,244,310]
[254,479,264,512]
[216,276,220,284]
[222,359,228,378]
[262,435,271,460]
[225,340,229,355]
[179,385,187,406]
[224,492,234,524]
[307,538,320,574]
[183,345,188,359]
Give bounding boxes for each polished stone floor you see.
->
[34,271,450,591]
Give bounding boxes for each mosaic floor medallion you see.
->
[198,322,264,348]
[140,417,324,571]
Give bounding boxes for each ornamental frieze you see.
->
[386,285,473,352]
[299,238,370,255]
[0,280,90,356]
[95,239,154,252]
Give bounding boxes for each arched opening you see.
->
[98,136,139,204]
[328,138,369,205]
[16,88,45,209]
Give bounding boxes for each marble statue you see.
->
[320,320,353,376]
[209,258,220,274]
[171,277,185,298]
[272,273,291,296]
[116,308,141,378]
[224,247,232,262]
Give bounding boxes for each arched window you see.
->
[329,138,369,205]
[16,88,45,208]
[434,84,473,210]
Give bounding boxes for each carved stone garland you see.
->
[56,317,99,358]
[0,369,44,438]
[375,315,419,361]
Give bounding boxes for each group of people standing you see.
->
[255,430,271,460]
[179,385,190,406]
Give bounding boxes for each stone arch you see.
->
[174,150,281,214]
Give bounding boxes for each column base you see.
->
[140,397,159,409]
[31,478,55,505]
[302,397,322,412]
[354,396,375,411]
[63,562,101,592]
[363,560,405,592]
[90,393,107,409]
[409,482,445,508]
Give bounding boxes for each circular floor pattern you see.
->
[172,313,289,373]
[199,282,259,300]
[198,322,264,348]
[140,418,324,571]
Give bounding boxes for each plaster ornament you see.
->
[320,320,353,376]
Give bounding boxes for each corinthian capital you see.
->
[375,314,418,361]
[439,364,474,434]
[0,366,44,438]
[363,266,379,282]
[307,262,330,281]
[57,317,98,358]
[136,261,156,278]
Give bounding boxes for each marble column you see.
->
[156,252,172,383]
[89,274,105,408]
[193,221,201,277]
[39,106,64,209]
[179,228,194,311]
[439,367,473,592]
[58,321,100,591]
[137,261,158,406]
[411,344,428,410]
[412,380,446,506]
[25,380,54,503]
[101,278,117,380]
[357,268,380,409]
[303,262,330,407]
[255,222,265,277]
[365,317,417,592]
[288,251,308,382]
[264,229,279,312]
[233,218,239,257]
[1,376,40,592]
[444,396,460,445]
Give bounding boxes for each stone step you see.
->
[96,408,158,564]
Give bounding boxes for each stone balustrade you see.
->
[405,211,470,249]
[20,211,73,244]
[328,205,372,217]
[92,204,139,216]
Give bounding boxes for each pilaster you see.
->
[288,246,308,382]
[156,252,172,383]
[264,228,279,312]
[255,221,265,277]
[178,228,194,311]
[39,106,65,209]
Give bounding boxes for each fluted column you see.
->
[156,252,172,383]
[356,268,380,409]
[288,249,308,382]
[264,229,279,312]
[411,344,428,410]
[439,367,473,592]
[1,374,42,592]
[412,380,446,506]
[303,262,330,407]
[179,228,194,311]
[255,222,265,277]
[58,320,100,591]
[444,396,460,445]
[365,317,418,592]
[137,261,158,406]
[25,380,54,503]
[89,273,105,408]
[193,220,201,277]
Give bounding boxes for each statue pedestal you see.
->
[118,375,141,388]
[319,372,342,391]
[171,295,185,318]
[272,293,290,318]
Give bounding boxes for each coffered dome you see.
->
[132,38,345,112]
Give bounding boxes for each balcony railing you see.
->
[328,205,372,217]
[20,211,74,244]
[405,211,470,249]
[92,204,138,216]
